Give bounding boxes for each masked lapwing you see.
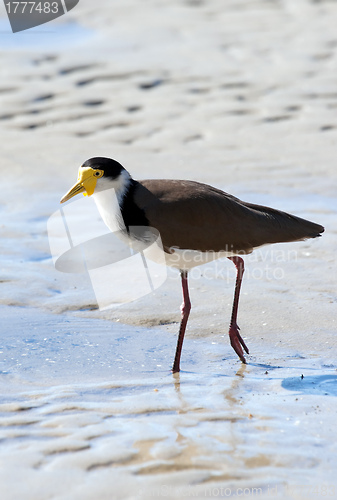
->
[61,157,324,372]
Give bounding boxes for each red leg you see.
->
[172,270,191,373]
[227,256,249,363]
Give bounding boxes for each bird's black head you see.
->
[81,157,125,180]
[60,157,130,203]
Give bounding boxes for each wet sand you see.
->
[1,307,336,500]
[1,0,337,498]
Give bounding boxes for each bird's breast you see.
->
[92,189,123,233]
[164,247,238,270]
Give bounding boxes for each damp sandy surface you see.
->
[1,0,337,498]
[1,307,336,500]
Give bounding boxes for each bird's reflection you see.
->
[170,363,248,412]
[222,363,247,406]
[172,371,181,394]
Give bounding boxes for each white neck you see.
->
[93,169,131,204]
[92,170,131,233]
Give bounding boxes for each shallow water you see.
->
[1,307,336,499]
[1,0,337,497]
[0,18,95,50]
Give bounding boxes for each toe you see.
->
[229,325,249,361]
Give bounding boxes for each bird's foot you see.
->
[229,323,249,363]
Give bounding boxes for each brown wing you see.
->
[133,179,324,253]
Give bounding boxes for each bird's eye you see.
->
[95,171,101,177]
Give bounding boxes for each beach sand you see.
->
[0,0,337,498]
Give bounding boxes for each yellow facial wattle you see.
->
[60,167,104,203]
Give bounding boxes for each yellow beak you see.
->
[60,167,103,203]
